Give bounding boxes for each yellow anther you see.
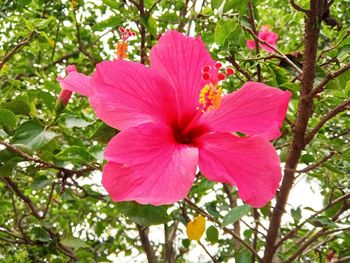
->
[198,83,223,112]
[115,41,128,60]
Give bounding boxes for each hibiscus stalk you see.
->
[262,1,323,262]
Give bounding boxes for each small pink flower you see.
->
[246,26,279,53]
[58,65,77,105]
[58,31,291,208]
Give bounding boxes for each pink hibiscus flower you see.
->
[59,30,291,208]
[246,26,279,53]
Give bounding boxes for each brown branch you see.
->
[310,62,350,97]
[247,0,262,82]
[296,151,336,173]
[1,177,42,219]
[137,224,159,263]
[183,198,260,260]
[284,226,350,263]
[226,55,252,80]
[289,0,309,13]
[42,182,56,219]
[305,99,350,144]
[198,240,219,263]
[262,1,322,262]
[147,0,161,14]
[0,32,36,70]
[276,192,350,248]
[0,141,96,178]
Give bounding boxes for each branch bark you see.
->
[137,224,159,263]
[262,1,322,262]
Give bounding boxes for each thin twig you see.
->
[276,192,350,247]
[0,32,36,70]
[310,63,350,97]
[289,0,309,13]
[198,240,219,263]
[296,151,337,173]
[304,99,350,144]
[0,141,96,178]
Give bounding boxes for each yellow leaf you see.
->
[186,215,206,241]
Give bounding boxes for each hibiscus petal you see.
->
[195,133,281,208]
[150,30,215,126]
[246,40,256,50]
[199,82,292,140]
[57,71,92,97]
[89,60,178,131]
[102,122,198,205]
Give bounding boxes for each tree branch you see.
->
[289,0,309,13]
[136,224,159,263]
[296,151,336,173]
[310,62,350,97]
[226,55,252,80]
[0,141,96,178]
[262,1,322,261]
[304,99,350,144]
[276,192,350,247]
[0,32,36,70]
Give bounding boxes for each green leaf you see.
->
[0,108,16,129]
[309,216,337,228]
[214,18,239,46]
[291,207,302,223]
[89,122,116,143]
[92,16,122,31]
[102,0,119,9]
[236,249,252,263]
[60,237,88,249]
[12,121,55,150]
[117,201,171,226]
[55,146,94,163]
[2,98,30,115]
[31,227,50,242]
[141,15,157,36]
[182,238,191,248]
[0,157,23,177]
[224,0,249,13]
[31,175,52,190]
[206,226,219,243]
[222,205,251,227]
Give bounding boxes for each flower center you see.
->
[197,62,235,112]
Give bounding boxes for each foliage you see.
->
[0,0,349,262]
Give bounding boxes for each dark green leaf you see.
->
[206,225,219,243]
[117,201,171,226]
[12,121,55,150]
[222,205,250,227]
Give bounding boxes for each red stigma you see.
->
[118,26,125,33]
[202,72,211,80]
[217,72,226,81]
[202,65,211,73]
[226,67,235,75]
[215,62,222,69]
